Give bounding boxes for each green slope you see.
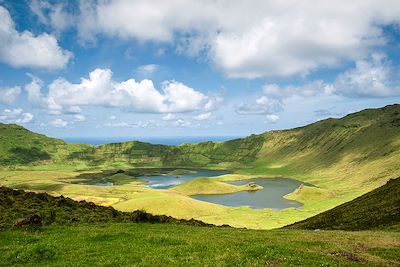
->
[0,186,213,227]
[286,177,400,230]
[0,123,89,166]
[0,186,399,266]
[1,104,399,175]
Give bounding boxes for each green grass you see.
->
[172,177,263,195]
[0,224,399,266]
[286,177,400,230]
[0,186,214,228]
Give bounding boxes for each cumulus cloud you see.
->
[26,1,400,78]
[0,108,33,124]
[265,114,280,124]
[65,0,400,78]
[25,68,210,114]
[0,86,21,103]
[50,118,68,128]
[0,6,72,70]
[259,53,400,100]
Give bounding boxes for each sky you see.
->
[0,0,400,140]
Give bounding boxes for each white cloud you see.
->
[27,68,209,114]
[0,86,21,103]
[50,118,68,128]
[136,64,159,77]
[108,115,117,120]
[73,114,86,122]
[265,114,280,124]
[173,119,197,128]
[333,53,400,97]
[103,122,130,128]
[262,81,333,100]
[236,97,283,115]
[161,81,207,113]
[192,112,212,121]
[67,106,82,114]
[0,6,72,70]
[162,113,176,121]
[204,93,224,111]
[0,108,33,124]
[30,0,75,32]
[104,120,160,128]
[259,53,400,100]
[70,1,400,78]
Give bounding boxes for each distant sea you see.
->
[62,136,242,146]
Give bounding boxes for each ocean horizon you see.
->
[61,136,243,146]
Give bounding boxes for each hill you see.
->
[0,187,399,266]
[0,186,213,228]
[285,177,400,230]
[0,123,88,166]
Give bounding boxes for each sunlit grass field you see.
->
[1,224,399,266]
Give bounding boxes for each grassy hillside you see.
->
[0,187,399,266]
[0,123,89,167]
[286,177,400,230]
[0,186,213,228]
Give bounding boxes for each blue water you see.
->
[62,136,242,146]
[138,170,228,189]
[192,178,306,210]
[83,168,308,210]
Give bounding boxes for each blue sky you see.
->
[0,0,399,140]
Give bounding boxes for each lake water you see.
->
[192,178,305,210]
[138,170,228,189]
[138,170,307,210]
[85,169,308,210]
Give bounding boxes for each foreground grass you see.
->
[0,224,399,266]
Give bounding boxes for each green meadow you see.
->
[1,224,399,266]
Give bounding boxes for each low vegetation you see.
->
[286,177,400,230]
[0,186,399,266]
[1,224,399,266]
[172,177,262,195]
[0,186,214,228]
